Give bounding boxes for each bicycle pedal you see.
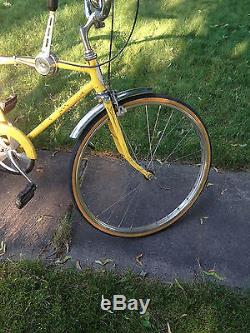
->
[16,182,37,209]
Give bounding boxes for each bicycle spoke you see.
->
[120,122,139,163]
[78,159,88,187]
[129,188,140,230]
[145,105,154,168]
[146,104,162,162]
[169,150,200,164]
[118,191,138,228]
[147,110,174,168]
[165,128,193,162]
[96,180,140,218]
[152,105,161,144]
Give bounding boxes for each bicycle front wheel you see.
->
[70,94,211,237]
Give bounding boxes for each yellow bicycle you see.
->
[0,0,211,237]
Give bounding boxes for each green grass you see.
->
[51,205,73,258]
[0,0,249,169]
[0,261,249,332]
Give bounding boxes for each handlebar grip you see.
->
[48,0,58,11]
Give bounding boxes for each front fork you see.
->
[102,95,152,179]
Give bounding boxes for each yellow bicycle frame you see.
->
[0,56,151,178]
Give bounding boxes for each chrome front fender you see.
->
[70,87,153,139]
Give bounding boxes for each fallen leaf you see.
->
[206,182,214,187]
[36,166,44,173]
[180,314,188,319]
[167,322,172,333]
[76,260,82,271]
[203,269,225,281]
[196,258,202,271]
[135,253,144,266]
[52,150,59,157]
[95,259,113,266]
[0,241,6,256]
[231,143,247,148]
[65,242,70,254]
[55,255,71,264]
[159,184,171,190]
[140,270,148,278]
[36,215,53,223]
[200,216,209,225]
[221,188,228,195]
[174,278,185,292]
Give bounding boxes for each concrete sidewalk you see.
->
[0,150,72,258]
[0,151,249,288]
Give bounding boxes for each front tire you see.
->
[70,94,211,237]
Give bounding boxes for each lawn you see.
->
[0,0,249,169]
[0,260,249,332]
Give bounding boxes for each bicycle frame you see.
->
[0,57,105,138]
[0,56,151,178]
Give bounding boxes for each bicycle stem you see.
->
[80,0,112,60]
[80,13,97,61]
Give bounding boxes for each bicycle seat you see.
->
[0,94,17,114]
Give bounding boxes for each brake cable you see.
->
[62,0,140,70]
[104,0,140,67]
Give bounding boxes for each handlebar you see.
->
[0,0,113,75]
[84,0,111,22]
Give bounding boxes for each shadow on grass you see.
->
[122,0,250,169]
